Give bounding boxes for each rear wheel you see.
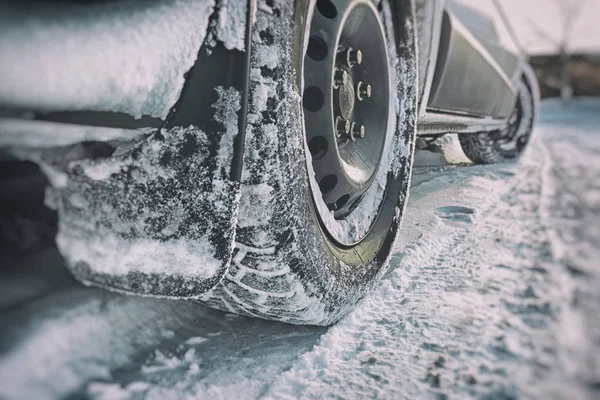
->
[197,0,418,325]
[459,78,535,165]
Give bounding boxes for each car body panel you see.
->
[449,1,520,81]
[427,9,516,118]
[414,0,528,134]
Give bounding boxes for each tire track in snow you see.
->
[535,121,600,397]
[263,128,599,399]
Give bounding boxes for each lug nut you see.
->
[333,68,349,89]
[350,122,365,141]
[345,47,363,68]
[336,117,351,137]
[356,81,372,101]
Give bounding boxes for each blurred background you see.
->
[501,0,600,99]
[0,1,598,399]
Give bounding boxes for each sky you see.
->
[462,0,600,55]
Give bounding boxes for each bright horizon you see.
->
[465,0,600,55]
[497,0,600,55]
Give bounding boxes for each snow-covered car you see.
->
[0,0,539,325]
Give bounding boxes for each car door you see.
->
[426,0,518,119]
[450,0,521,82]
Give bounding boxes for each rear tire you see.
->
[196,0,418,325]
[459,77,535,165]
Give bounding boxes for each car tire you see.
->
[196,0,418,325]
[459,77,536,165]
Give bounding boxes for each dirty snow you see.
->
[55,127,222,280]
[1,99,599,399]
[0,0,215,119]
[24,84,243,298]
[52,121,240,297]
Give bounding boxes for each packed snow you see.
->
[1,98,599,399]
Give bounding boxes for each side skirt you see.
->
[417,112,507,136]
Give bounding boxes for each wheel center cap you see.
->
[338,76,355,120]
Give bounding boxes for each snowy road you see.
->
[1,100,599,399]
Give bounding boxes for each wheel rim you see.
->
[303,0,391,221]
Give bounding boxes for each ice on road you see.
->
[0,99,599,399]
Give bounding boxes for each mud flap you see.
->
[54,1,255,298]
[54,128,241,298]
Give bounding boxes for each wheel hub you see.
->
[336,69,355,120]
[303,0,390,218]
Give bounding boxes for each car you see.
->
[0,0,539,325]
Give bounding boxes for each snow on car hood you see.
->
[0,0,215,120]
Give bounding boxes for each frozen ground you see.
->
[0,99,599,399]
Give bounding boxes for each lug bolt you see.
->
[336,117,351,137]
[356,81,372,101]
[333,68,349,89]
[345,47,363,68]
[350,122,365,141]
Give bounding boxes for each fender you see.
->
[0,0,255,298]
